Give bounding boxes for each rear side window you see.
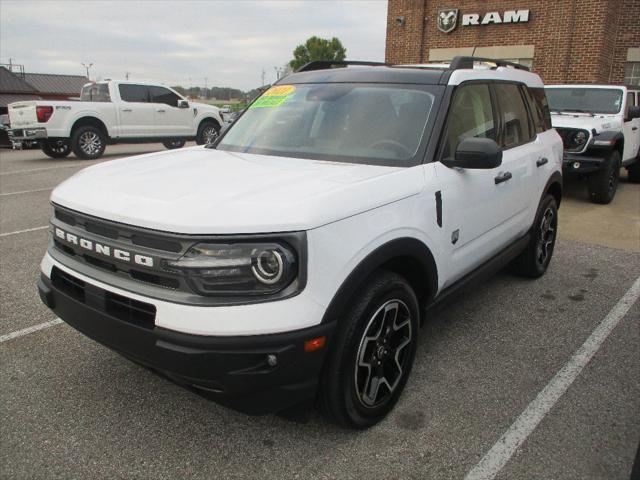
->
[529,87,552,132]
[494,83,533,148]
[441,83,496,159]
[80,84,111,102]
[119,84,149,103]
[149,86,181,107]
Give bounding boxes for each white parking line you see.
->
[0,162,98,176]
[0,226,48,237]
[0,319,63,344]
[464,275,640,480]
[0,187,52,197]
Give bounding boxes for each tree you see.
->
[289,36,346,72]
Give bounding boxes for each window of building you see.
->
[119,84,149,103]
[149,86,181,107]
[625,63,640,86]
[493,83,533,148]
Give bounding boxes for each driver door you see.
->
[149,86,193,137]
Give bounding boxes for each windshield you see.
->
[80,83,111,102]
[545,88,623,114]
[216,83,439,166]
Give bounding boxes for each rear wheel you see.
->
[320,271,419,429]
[510,194,558,278]
[196,121,220,145]
[162,139,186,149]
[71,125,106,160]
[587,150,620,204]
[41,139,71,158]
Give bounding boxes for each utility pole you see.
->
[124,71,130,80]
[261,68,266,87]
[81,62,93,79]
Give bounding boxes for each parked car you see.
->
[545,84,640,203]
[220,105,232,113]
[7,81,224,159]
[38,57,562,428]
[0,114,10,148]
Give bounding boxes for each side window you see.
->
[441,83,496,159]
[149,86,181,107]
[494,83,533,148]
[527,87,552,133]
[119,84,149,103]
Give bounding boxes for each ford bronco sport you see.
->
[38,58,563,429]
[545,85,640,203]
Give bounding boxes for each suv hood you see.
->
[51,147,423,234]
[550,113,622,132]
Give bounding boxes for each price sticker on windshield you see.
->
[250,85,296,109]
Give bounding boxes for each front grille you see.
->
[52,205,189,292]
[51,266,156,328]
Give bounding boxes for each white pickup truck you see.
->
[7,80,224,159]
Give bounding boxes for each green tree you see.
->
[289,36,346,71]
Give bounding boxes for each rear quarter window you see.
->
[529,87,552,132]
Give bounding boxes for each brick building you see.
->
[385,0,640,85]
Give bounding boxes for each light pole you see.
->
[81,62,93,79]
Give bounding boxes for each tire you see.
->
[71,125,106,160]
[587,150,620,204]
[627,159,640,183]
[319,271,419,429]
[162,139,186,149]
[510,194,558,278]
[41,139,71,158]
[196,120,220,146]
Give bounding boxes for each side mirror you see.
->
[442,137,502,169]
[177,99,189,108]
[626,105,640,121]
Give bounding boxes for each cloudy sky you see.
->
[0,0,388,91]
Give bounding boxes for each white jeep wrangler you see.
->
[545,85,640,203]
[38,58,563,428]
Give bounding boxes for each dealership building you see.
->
[385,0,640,85]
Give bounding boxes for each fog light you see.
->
[266,354,278,367]
[573,162,580,169]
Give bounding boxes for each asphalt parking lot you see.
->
[1,145,639,480]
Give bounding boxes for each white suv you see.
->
[545,85,640,203]
[38,58,563,428]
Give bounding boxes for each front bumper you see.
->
[562,153,605,175]
[38,267,335,415]
[8,127,47,147]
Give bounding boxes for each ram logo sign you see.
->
[437,8,458,33]
[437,9,530,33]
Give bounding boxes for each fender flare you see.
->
[587,130,624,155]
[541,170,563,207]
[320,237,438,325]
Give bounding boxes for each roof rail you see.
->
[296,60,388,73]
[449,56,530,72]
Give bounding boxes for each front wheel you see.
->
[71,126,106,160]
[195,121,220,145]
[510,194,558,278]
[320,271,419,429]
[587,150,620,204]
[162,139,186,149]
[41,139,71,158]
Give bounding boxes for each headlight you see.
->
[567,129,589,151]
[166,242,297,296]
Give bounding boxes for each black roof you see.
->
[24,73,89,95]
[280,65,447,85]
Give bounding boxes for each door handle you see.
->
[494,171,512,184]
[632,127,638,131]
[157,109,166,113]
[121,108,132,112]
[536,157,549,167]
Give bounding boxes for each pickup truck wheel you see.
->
[162,139,186,149]
[41,139,71,158]
[587,150,620,204]
[320,271,419,429]
[510,194,558,278]
[196,121,220,145]
[71,126,106,160]
[627,159,640,183]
